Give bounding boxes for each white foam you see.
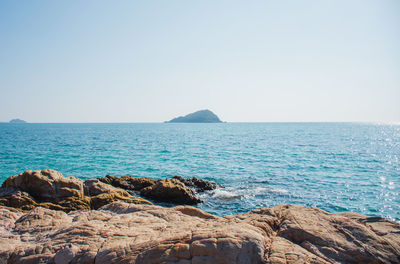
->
[210,189,242,200]
[201,186,289,201]
[252,187,288,195]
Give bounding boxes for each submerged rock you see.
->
[0,202,399,264]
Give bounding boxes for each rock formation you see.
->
[166,109,223,123]
[98,174,217,204]
[140,179,201,205]
[1,170,399,263]
[98,174,156,192]
[0,170,151,212]
[0,202,399,264]
[0,170,210,212]
[9,118,27,123]
[172,176,217,193]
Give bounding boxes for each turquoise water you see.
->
[0,123,399,220]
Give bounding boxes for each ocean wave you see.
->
[208,189,242,200]
[201,186,289,201]
[253,187,289,195]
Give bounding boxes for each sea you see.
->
[0,123,399,221]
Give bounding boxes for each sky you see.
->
[0,0,399,123]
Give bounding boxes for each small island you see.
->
[166,109,222,123]
[9,119,27,123]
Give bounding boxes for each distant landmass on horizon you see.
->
[9,119,27,123]
[166,110,222,123]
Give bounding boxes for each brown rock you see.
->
[84,179,127,196]
[0,170,151,212]
[56,196,91,211]
[0,202,399,263]
[90,192,152,209]
[2,169,85,202]
[97,175,211,205]
[98,175,155,191]
[0,187,90,213]
[0,187,37,211]
[172,176,217,192]
[84,179,152,209]
[140,179,202,205]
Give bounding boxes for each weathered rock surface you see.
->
[84,179,152,209]
[0,170,215,212]
[99,175,212,204]
[3,169,85,202]
[0,202,399,264]
[0,187,38,211]
[1,170,399,263]
[98,174,156,192]
[172,176,217,193]
[0,170,151,212]
[140,179,202,205]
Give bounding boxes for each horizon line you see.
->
[1,121,399,125]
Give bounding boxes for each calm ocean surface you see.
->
[0,123,399,220]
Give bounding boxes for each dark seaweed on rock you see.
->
[172,175,217,192]
[98,174,156,191]
[140,178,202,205]
[98,174,218,204]
[0,169,152,212]
[0,170,211,211]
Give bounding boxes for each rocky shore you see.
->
[0,169,215,212]
[0,169,399,263]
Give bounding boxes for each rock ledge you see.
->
[0,202,399,263]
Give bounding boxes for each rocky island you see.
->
[0,169,399,263]
[9,118,27,123]
[166,110,223,123]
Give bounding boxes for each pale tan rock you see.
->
[54,244,79,264]
[174,206,218,219]
[0,202,399,264]
[248,204,400,264]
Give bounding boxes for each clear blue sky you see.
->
[0,0,399,122]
